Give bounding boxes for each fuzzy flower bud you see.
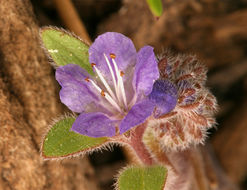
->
[144,52,218,151]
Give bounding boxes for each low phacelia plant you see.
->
[40,27,218,190]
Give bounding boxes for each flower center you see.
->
[85,53,128,114]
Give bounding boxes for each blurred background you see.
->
[0,0,246,190]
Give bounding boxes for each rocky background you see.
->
[0,0,246,189]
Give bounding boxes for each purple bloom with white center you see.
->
[55,32,177,137]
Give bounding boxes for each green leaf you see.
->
[146,0,163,17]
[42,117,108,159]
[117,165,167,190]
[40,27,93,75]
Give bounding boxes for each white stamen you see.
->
[88,79,122,112]
[86,53,133,114]
[90,80,102,93]
[104,54,119,99]
[105,93,122,113]
[94,66,117,101]
[112,58,127,107]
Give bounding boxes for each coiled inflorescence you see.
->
[145,52,218,151]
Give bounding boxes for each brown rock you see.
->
[0,0,98,189]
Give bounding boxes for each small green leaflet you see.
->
[117,165,167,190]
[42,117,108,159]
[146,0,163,17]
[40,27,93,75]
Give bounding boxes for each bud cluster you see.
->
[145,52,218,151]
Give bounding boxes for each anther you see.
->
[110,53,116,59]
[91,63,96,67]
[120,71,124,77]
[85,77,90,82]
[101,90,105,97]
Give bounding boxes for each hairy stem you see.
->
[128,124,154,165]
[113,123,154,165]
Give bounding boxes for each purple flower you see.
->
[55,32,177,137]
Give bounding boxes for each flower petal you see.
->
[119,99,155,134]
[89,32,136,83]
[56,64,99,113]
[133,46,159,98]
[149,79,178,117]
[71,112,117,137]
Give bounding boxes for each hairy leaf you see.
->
[117,165,167,190]
[40,27,93,75]
[42,117,108,159]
